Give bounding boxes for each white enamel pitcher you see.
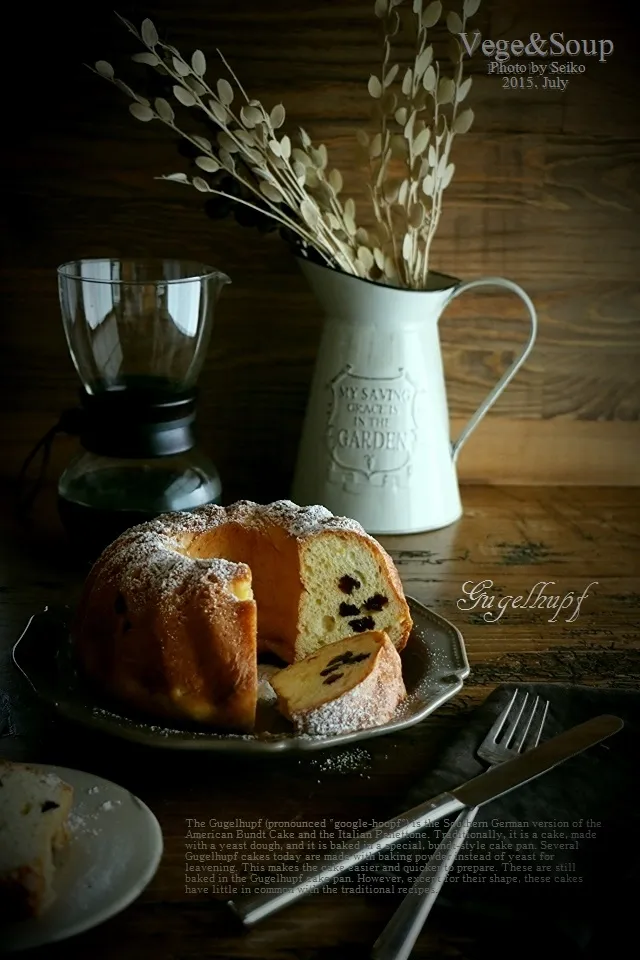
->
[291,259,537,534]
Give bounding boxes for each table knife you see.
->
[228,714,622,926]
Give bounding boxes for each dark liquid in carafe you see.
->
[58,467,221,561]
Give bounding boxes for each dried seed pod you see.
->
[132,53,159,67]
[141,19,158,46]
[270,104,286,128]
[384,256,397,278]
[415,46,433,79]
[357,246,374,270]
[457,76,473,102]
[422,174,435,196]
[382,91,397,114]
[172,56,190,77]
[192,50,206,76]
[217,79,234,105]
[292,148,313,167]
[454,107,474,134]
[441,161,455,188]
[438,77,456,104]
[384,64,399,88]
[218,149,235,172]
[300,198,321,228]
[129,102,154,121]
[404,111,417,142]
[195,155,220,173]
[328,169,343,193]
[370,133,383,159]
[154,98,174,122]
[344,213,357,236]
[446,11,463,34]
[280,135,292,159]
[218,131,239,153]
[260,181,284,203]
[423,65,436,92]
[422,2,442,29]
[210,100,229,124]
[384,179,400,203]
[368,75,383,99]
[409,201,426,228]
[413,128,430,155]
[240,105,263,127]
[173,86,196,107]
[185,77,207,96]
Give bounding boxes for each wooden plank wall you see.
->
[1,0,638,501]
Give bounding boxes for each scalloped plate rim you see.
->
[12,597,469,753]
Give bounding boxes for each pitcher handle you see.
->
[446,276,537,463]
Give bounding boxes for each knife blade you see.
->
[451,712,622,808]
[229,714,623,926]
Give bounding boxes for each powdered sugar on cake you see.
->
[92,531,246,612]
[90,500,372,606]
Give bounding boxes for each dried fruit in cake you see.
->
[0,761,74,921]
[270,630,406,737]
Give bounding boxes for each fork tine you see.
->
[512,695,540,752]
[480,690,520,748]
[531,700,550,747]
[500,691,530,747]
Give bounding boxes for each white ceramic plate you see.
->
[0,765,163,953]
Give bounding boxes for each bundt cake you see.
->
[270,630,406,736]
[72,500,412,731]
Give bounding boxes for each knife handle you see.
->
[228,792,464,927]
[371,806,479,960]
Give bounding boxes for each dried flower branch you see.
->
[93,0,480,288]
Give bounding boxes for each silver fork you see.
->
[371,691,550,960]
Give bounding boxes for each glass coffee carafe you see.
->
[56,258,230,556]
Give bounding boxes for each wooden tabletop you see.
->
[1,483,639,957]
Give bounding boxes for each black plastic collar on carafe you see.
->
[78,381,197,458]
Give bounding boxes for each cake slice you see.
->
[270,631,406,737]
[0,761,74,921]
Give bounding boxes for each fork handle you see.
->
[371,806,480,960]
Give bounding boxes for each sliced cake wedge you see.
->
[0,761,74,921]
[270,630,406,737]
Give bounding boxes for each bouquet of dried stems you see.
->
[94,0,480,288]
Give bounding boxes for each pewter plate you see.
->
[12,598,469,754]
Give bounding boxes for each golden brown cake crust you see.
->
[72,500,412,731]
